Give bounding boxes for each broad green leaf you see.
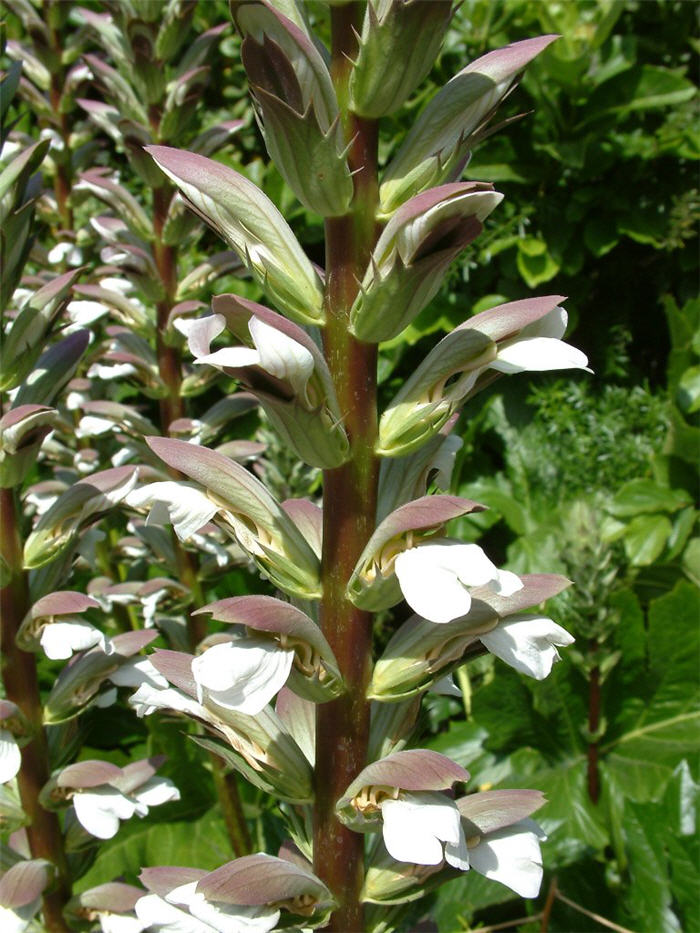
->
[620,802,681,933]
[622,513,672,565]
[608,479,690,517]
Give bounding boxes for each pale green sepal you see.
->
[350,0,453,118]
[378,328,495,457]
[256,392,350,469]
[147,437,321,599]
[380,35,558,214]
[0,405,58,489]
[146,145,324,325]
[252,89,353,216]
[24,467,139,570]
[1,269,82,392]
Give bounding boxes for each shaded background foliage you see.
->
[2,0,698,931]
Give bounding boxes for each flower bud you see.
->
[146,146,324,325]
[380,35,558,214]
[350,0,453,118]
[234,0,353,216]
[0,406,57,489]
[349,183,502,343]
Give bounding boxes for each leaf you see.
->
[622,513,672,566]
[608,479,691,517]
[620,802,681,933]
[516,238,560,287]
[73,808,233,892]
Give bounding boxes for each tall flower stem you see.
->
[314,6,380,928]
[0,488,70,932]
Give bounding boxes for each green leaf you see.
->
[516,238,560,287]
[622,513,672,566]
[583,215,619,257]
[74,808,233,891]
[677,365,700,414]
[620,802,681,933]
[608,479,690,517]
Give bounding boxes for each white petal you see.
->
[73,788,137,839]
[174,314,226,360]
[430,674,462,697]
[186,889,280,933]
[491,337,590,374]
[480,614,574,680]
[194,346,261,369]
[135,893,217,933]
[99,913,146,933]
[394,547,472,624]
[0,730,21,783]
[0,901,39,933]
[191,641,294,715]
[521,305,568,340]
[128,684,206,720]
[66,300,107,326]
[492,569,524,597]
[110,658,169,690]
[249,317,314,397]
[134,776,181,810]
[395,543,511,624]
[469,822,544,898]
[126,482,218,541]
[95,687,118,707]
[39,621,110,660]
[380,792,468,870]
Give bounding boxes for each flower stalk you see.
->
[0,488,70,932]
[313,6,381,928]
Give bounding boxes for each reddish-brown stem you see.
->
[0,488,70,931]
[587,643,601,803]
[539,876,557,932]
[313,6,380,929]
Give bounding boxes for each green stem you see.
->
[0,488,70,932]
[313,6,380,928]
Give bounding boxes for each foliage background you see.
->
[2,0,698,931]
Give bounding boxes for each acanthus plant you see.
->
[0,2,593,931]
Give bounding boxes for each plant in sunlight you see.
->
[1,2,593,931]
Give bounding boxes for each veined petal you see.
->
[195,347,261,369]
[129,683,206,720]
[0,729,21,783]
[39,620,110,661]
[248,316,314,397]
[491,336,591,374]
[191,640,294,715]
[480,614,574,679]
[174,314,226,360]
[134,776,181,810]
[380,791,469,871]
[110,658,169,690]
[469,820,544,898]
[73,787,137,839]
[171,881,280,933]
[135,893,218,933]
[126,482,218,541]
[395,543,522,624]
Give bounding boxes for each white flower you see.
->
[39,620,112,661]
[66,300,107,327]
[0,900,41,933]
[110,658,169,691]
[125,481,218,541]
[468,819,545,898]
[380,791,470,870]
[0,730,21,784]
[191,640,294,716]
[491,306,591,375]
[480,614,574,680]
[48,242,82,265]
[167,882,280,933]
[394,542,523,624]
[99,913,146,933]
[73,787,139,839]
[430,673,462,697]
[175,314,314,398]
[72,777,180,839]
[135,893,219,933]
[128,683,206,720]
